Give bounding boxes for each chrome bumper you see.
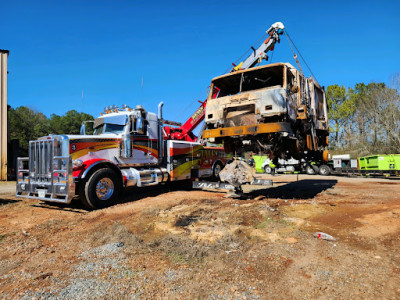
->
[16,139,75,203]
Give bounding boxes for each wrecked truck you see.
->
[203,61,329,162]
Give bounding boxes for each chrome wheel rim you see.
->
[96,178,114,200]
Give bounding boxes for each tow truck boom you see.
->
[232,22,285,71]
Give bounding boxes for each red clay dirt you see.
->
[0,174,399,299]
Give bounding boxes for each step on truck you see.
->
[16,102,230,209]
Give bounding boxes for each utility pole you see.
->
[0,49,9,181]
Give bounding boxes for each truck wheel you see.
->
[212,161,224,180]
[319,165,331,176]
[264,166,272,174]
[306,165,316,175]
[81,168,122,209]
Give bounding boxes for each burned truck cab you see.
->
[204,62,329,159]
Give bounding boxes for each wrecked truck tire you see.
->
[212,161,224,180]
[80,168,122,209]
[306,165,317,175]
[318,165,331,176]
[264,166,272,174]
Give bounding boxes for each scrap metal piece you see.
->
[192,181,235,191]
[219,159,255,187]
[251,178,273,186]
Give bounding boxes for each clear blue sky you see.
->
[2,0,400,124]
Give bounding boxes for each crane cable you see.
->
[284,30,319,85]
[179,86,209,119]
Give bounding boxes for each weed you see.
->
[256,221,268,229]
[256,217,273,229]
[167,252,188,264]
[144,223,153,232]
[0,234,5,242]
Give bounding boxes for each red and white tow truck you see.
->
[16,102,231,209]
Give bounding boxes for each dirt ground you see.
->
[0,174,400,299]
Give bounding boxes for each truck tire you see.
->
[81,168,122,209]
[212,161,224,180]
[264,166,272,174]
[306,165,317,175]
[319,165,331,176]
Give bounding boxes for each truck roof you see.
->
[210,62,296,82]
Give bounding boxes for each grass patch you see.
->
[256,216,273,229]
[0,234,5,242]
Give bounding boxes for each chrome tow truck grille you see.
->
[16,137,74,203]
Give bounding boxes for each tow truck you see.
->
[16,102,232,209]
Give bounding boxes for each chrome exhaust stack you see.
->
[157,102,164,164]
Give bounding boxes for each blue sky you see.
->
[2,0,400,124]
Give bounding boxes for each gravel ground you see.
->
[1,175,400,299]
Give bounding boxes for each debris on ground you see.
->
[313,232,338,241]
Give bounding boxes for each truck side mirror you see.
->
[136,117,145,135]
[80,123,86,135]
[129,115,147,135]
[80,121,94,135]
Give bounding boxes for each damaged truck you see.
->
[203,22,329,164]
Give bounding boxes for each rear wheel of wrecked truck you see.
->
[306,165,317,175]
[212,161,224,180]
[264,166,272,174]
[80,168,122,209]
[318,165,331,176]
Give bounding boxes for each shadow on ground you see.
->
[251,179,338,200]
[33,180,194,211]
[0,198,20,206]
[119,180,193,205]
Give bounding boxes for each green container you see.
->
[253,155,269,173]
[358,154,400,171]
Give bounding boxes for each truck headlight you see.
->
[72,159,83,169]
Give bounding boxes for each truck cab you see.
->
[204,62,329,160]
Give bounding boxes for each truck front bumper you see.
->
[16,156,75,204]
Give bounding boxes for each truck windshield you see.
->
[212,65,284,98]
[93,124,125,135]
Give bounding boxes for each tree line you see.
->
[9,106,94,156]
[326,74,400,157]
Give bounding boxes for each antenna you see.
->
[140,76,143,104]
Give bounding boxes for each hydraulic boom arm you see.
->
[232,22,285,71]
